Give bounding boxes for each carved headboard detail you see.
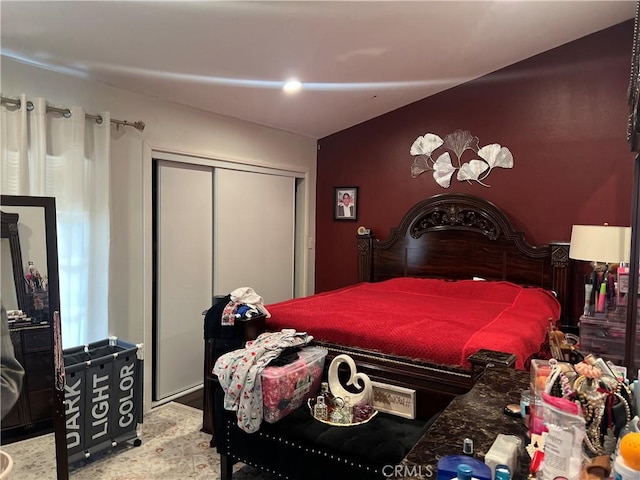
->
[410,204,500,240]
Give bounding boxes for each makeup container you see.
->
[583,281,593,316]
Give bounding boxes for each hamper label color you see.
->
[63,338,143,463]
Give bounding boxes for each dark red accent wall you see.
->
[316,21,635,295]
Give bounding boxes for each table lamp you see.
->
[569,224,630,316]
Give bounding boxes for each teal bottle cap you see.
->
[457,463,473,479]
[495,464,511,480]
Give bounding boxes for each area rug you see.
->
[1,402,276,479]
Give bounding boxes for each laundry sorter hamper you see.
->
[63,336,144,463]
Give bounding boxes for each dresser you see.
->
[1,323,54,441]
[399,367,530,479]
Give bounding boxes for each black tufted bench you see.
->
[216,390,432,480]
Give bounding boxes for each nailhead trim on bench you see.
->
[227,424,289,479]
[226,422,374,475]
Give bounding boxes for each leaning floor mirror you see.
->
[1,195,67,479]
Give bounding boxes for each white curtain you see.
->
[1,94,110,347]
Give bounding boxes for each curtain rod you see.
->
[0,95,145,132]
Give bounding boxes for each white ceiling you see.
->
[1,1,636,139]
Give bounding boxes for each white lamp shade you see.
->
[569,225,631,263]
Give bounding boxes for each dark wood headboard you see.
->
[357,193,570,322]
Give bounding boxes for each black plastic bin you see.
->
[63,337,144,464]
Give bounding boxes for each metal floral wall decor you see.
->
[409,129,514,188]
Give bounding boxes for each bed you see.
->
[266,278,560,370]
[265,192,570,420]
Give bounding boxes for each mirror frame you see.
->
[1,195,67,480]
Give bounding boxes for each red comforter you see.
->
[265,278,560,369]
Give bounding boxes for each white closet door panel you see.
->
[156,161,212,400]
[214,169,294,304]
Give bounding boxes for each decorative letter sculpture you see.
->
[327,354,373,407]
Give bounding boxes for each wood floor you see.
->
[173,387,204,411]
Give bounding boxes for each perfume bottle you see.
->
[25,260,43,292]
[342,396,353,424]
[320,382,335,407]
[313,395,327,421]
[330,408,343,424]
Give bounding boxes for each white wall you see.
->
[1,57,318,410]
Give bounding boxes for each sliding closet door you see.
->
[214,169,295,304]
[155,161,212,401]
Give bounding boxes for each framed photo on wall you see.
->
[334,187,358,221]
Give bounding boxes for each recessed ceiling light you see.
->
[283,79,302,93]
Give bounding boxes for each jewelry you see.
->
[544,359,562,394]
[575,360,603,379]
[577,392,595,422]
[616,381,634,404]
[579,386,607,456]
[587,404,605,455]
[584,430,605,455]
[572,374,587,393]
[614,391,632,422]
[559,372,573,398]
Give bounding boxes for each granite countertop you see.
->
[398,366,530,479]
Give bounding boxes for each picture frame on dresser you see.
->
[371,381,417,419]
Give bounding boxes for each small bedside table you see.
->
[468,349,517,382]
